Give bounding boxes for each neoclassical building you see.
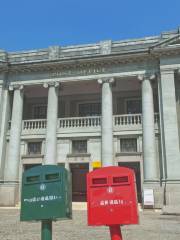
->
[0,29,180,209]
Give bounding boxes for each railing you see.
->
[114,113,159,126]
[59,116,101,128]
[8,113,159,131]
[22,119,47,130]
[114,114,142,126]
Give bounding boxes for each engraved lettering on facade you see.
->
[50,66,106,78]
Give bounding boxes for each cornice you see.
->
[150,45,180,57]
[1,51,159,74]
[1,29,180,74]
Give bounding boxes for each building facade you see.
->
[0,29,180,208]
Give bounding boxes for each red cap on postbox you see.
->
[87,166,139,226]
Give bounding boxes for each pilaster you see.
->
[159,69,180,180]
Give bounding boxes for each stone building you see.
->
[0,29,180,209]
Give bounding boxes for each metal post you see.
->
[41,220,52,240]
[109,225,122,240]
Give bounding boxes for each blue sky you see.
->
[1,0,180,51]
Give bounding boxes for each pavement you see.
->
[0,209,180,240]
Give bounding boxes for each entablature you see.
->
[1,28,180,85]
[7,58,159,86]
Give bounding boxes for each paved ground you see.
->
[0,209,180,240]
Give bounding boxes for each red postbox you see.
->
[87,166,139,240]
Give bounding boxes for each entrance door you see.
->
[118,162,142,203]
[70,163,89,202]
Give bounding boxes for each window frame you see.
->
[71,139,88,154]
[32,104,47,119]
[77,101,101,117]
[124,98,142,114]
[27,141,42,156]
[119,137,138,153]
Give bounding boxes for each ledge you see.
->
[67,153,91,158]
[116,152,142,156]
[21,154,44,159]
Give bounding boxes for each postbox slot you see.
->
[45,173,60,181]
[113,176,129,184]
[26,175,40,184]
[92,178,107,185]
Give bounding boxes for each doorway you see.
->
[118,162,142,203]
[70,163,89,202]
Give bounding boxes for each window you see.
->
[72,140,87,154]
[79,103,101,116]
[24,164,41,171]
[32,105,47,119]
[120,138,137,153]
[126,99,142,114]
[27,142,42,155]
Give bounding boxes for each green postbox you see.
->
[21,165,72,221]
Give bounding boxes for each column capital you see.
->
[97,77,114,85]
[160,68,175,75]
[43,81,60,88]
[138,72,156,82]
[175,69,180,75]
[9,84,23,91]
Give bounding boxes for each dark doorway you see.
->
[118,162,142,203]
[70,163,89,202]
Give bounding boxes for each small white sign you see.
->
[143,189,154,207]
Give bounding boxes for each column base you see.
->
[143,182,164,209]
[0,183,19,206]
[162,181,180,214]
[143,181,180,212]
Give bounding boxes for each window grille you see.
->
[72,140,87,154]
[126,99,142,114]
[27,142,42,155]
[120,138,137,152]
[79,103,101,116]
[33,105,47,119]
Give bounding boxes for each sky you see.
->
[1,0,180,52]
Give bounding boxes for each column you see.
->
[0,83,3,178]
[44,82,59,165]
[0,83,2,113]
[0,89,10,180]
[0,75,5,127]
[139,74,158,181]
[159,70,180,179]
[98,78,114,166]
[4,85,24,181]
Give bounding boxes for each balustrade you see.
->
[114,114,142,126]
[22,119,47,130]
[59,116,101,128]
[8,113,159,132]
